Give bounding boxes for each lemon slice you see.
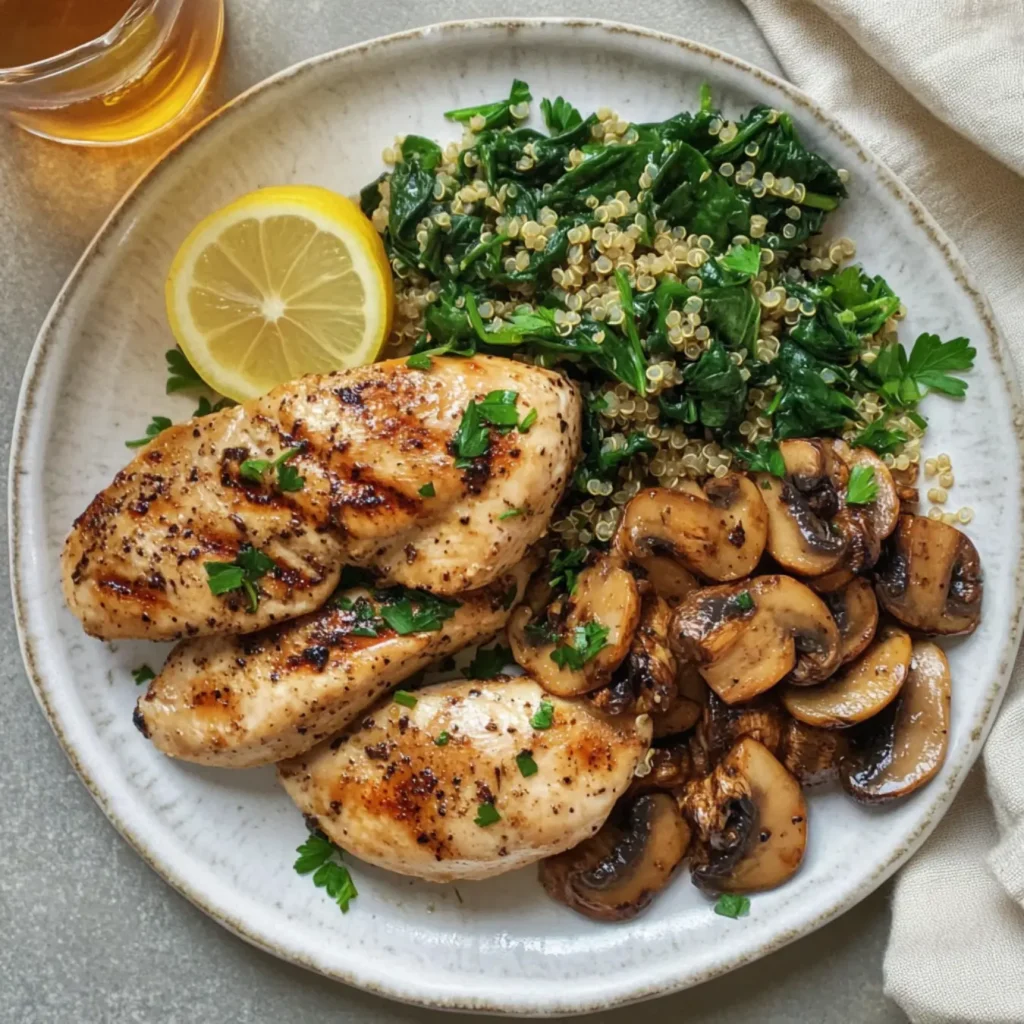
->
[165,185,393,401]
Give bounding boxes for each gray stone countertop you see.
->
[0,2,905,1021]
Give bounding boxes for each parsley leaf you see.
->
[165,347,204,393]
[714,893,750,919]
[406,353,432,370]
[474,802,501,827]
[551,621,610,671]
[530,699,555,730]
[846,464,878,505]
[499,508,523,521]
[733,591,754,612]
[478,389,520,428]
[518,407,538,433]
[720,242,762,279]
[453,400,490,466]
[540,96,583,134]
[346,596,383,637]
[377,589,460,635]
[240,446,305,492]
[549,548,588,594]
[852,419,908,456]
[467,644,512,679]
[132,664,155,686]
[294,834,358,913]
[192,395,235,418]
[393,690,418,709]
[734,439,786,477]
[419,482,436,498]
[125,415,173,449]
[204,544,276,612]
[434,731,450,746]
[516,751,539,777]
[870,333,975,406]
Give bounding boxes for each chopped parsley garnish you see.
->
[377,589,460,635]
[852,419,908,456]
[467,644,512,679]
[530,699,555,730]
[714,893,751,919]
[549,548,587,594]
[734,439,785,477]
[498,508,523,521]
[525,620,560,644]
[347,596,383,636]
[132,664,155,686]
[720,242,762,279]
[434,731,450,746]
[419,482,436,497]
[204,544,276,612]
[478,389,520,428]
[732,591,755,612]
[240,445,305,492]
[551,621,610,671]
[393,690,418,709]
[294,833,358,914]
[474,802,501,827]
[165,347,204,393]
[452,399,490,467]
[515,751,539,778]
[192,395,235,418]
[518,407,537,433]
[125,415,173,449]
[846,464,878,505]
[406,353,432,370]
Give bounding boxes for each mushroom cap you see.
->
[508,556,641,697]
[685,737,807,894]
[614,475,768,582]
[780,624,911,728]
[539,792,691,921]
[757,439,849,576]
[671,575,841,704]
[632,553,700,607]
[822,576,880,664]
[698,690,788,763]
[875,514,983,635]
[778,717,845,787]
[840,640,951,803]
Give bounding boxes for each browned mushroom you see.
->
[632,554,700,607]
[836,444,899,542]
[875,514,983,635]
[627,742,694,799]
[684,737,807,894]
[840,641,951,803]
[508,556,640,697]
[755,439,849,576]
[671,575,841,704]
[822,577,879,664]
[780,625,911,728]
[538,793,691,921]
[804,566,856,593]
[651,660,705,737]
[698,690,788,763]
[778,717,846,787]
[613,474,768,582]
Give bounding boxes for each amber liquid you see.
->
[0,0,224,145]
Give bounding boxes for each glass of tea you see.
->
[0,0,224,146]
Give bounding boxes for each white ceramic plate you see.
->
[10,19,1024,1016]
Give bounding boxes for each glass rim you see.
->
[0,0,161,77]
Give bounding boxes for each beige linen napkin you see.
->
[738,1,1024,1021]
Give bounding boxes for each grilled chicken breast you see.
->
[62,356,580,641]
[278,677,652,882]
[136,559,534,768]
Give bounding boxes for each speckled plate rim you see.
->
[9,18,1024,1017]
